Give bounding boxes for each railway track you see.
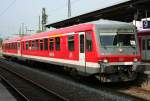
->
[0,57,147,101]
[0,61,68,101]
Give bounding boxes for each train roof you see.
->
[3,37,21,43]
[138,29,150,36]
[3,20,135,43]
[138,29,150,33]
[22,20,134,41]
[21,23,94,41]
[88,19,135,29]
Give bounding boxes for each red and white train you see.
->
[2,20,141,82]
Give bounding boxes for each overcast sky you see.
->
[0,0,129,38]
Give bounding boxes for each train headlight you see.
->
[134,58,138,62]
[103,59,108,63]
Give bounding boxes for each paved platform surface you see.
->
[0,79,17,101]
[141,62,150,75]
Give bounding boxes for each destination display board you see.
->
[143,20,150,29]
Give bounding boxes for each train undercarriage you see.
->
[95,63,141,82]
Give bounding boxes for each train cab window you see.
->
[147,39,150,50]
[55,37,60,51]
[142,40,146,50]
[44,38,48,50]
[86,32,92,51]
[40,39,43,50]
[49,38,54,51]
[68,35,74,51]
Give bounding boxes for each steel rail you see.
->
[0,63,68,101]
[0,74,30,101]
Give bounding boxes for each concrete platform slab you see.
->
[0,80,17,101]
[141,62,150,75]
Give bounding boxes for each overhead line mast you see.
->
[68,0,71,18]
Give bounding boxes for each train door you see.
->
[146,37,150,60]
[17,41,21,56]
[79,32,86,72]
[142,36,150,60]
[141,36,146,60]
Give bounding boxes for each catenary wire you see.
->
[0,0,17,17]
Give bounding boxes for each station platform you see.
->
[141,62,150,76]
[0,79,17,101]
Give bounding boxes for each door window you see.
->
[142,40,146,50]
[147,39,150,50]
[55,37,60,51]
[44,38,48,50]
[86,32,92,51]
[68,35,74,51]
[80,34,84,53]
[49,38,54,51]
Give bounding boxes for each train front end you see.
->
[95,22,141,82]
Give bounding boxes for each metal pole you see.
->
[25,26,28,35]
[39,16,41,31]
[146,10,148,21]
[22,23,24,36]
[68,0,71,18]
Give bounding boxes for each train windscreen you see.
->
[100,33,136,47]
[99,32,138,55]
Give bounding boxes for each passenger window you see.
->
[26,41,29,50]
[29,41,31,48]
[55,37,60,51]
[86,32,92,51]
[35,40,39,50]
[18,42,20,49]
[40,39,43,50]
[142,40,145,50]
[9,43,11,49]
[80,34,84,53]
[12,43,14,49]
[31,40,35,50]
[15,43,17,49]
[22,42,24,50]
[147,39,150,50]
[49,38,54,51]
[44,38,48,50]
[68,35,74,51]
